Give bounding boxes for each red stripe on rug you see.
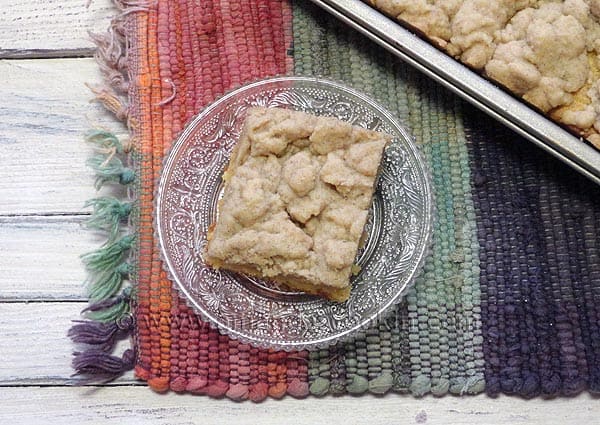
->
[135,0,308,398]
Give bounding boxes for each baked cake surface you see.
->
[368,0,600,148]
[204,107,390,302]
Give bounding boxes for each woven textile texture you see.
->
[71,0,600,400]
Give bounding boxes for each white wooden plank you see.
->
[0,0,114,58]
[0,386,597,425]
[0,216,118,300]
[0,302,135,385]
[0,58,127,216]
[1,302,598,421]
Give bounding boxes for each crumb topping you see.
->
[369,0,600,145]
[205,107,390,293]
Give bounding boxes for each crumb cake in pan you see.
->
[204,107,390,302]
[368,0,600,148]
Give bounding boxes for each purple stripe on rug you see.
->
[464,108,600,397]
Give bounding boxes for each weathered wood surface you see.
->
[0,58,127,216]
[0,302,136,385]
[0,0,114,58]
[0,386,597,425]
[0,216,107,300]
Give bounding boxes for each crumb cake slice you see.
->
[203,107,391,302]
[367,0,600,148]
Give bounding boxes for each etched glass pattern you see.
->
[156,77,434,350]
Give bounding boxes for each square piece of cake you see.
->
[204,107,390,302]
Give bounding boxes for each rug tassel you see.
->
[83,287,132,323]
[70,313,135,382]
[81,234,135,274]
[87,84,129,122]
[84,130,134,189]
[84,297,130,324]
[69,0,138,384]
[72,348,136,382]
[89,30,129,94]
[86,262,133,301]
[84,197,133,241]
[85,129,128,153]
[86,154,135,189]
[68,320,122,351]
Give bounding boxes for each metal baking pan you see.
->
[309,0,600,185]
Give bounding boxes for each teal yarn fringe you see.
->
[77,132,135,324]
[70,129,137,382]
[85,130,134,189]
[86,129,127,153]
[82,131,135,304]
[83,287,132,323]
[85,262,133,301]
[84,197,133,242]
[86,154,135,189]
[81,234,135,274]
[84,296,130,323]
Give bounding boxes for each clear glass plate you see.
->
[156,76,434,351]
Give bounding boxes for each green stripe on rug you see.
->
[292,0,485,396]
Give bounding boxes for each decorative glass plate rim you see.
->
[156,76,434,351]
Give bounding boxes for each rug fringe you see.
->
[82,287,132,322]
[85,130,134,189]
[69,0,141,385]
[69,320,125,350]
[84,196,133,243]
[72,348,136,380]
[87,84,130,122]
[81,234,135,272]
[85,262,133,302]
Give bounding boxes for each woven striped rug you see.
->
[69,0,600,400]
